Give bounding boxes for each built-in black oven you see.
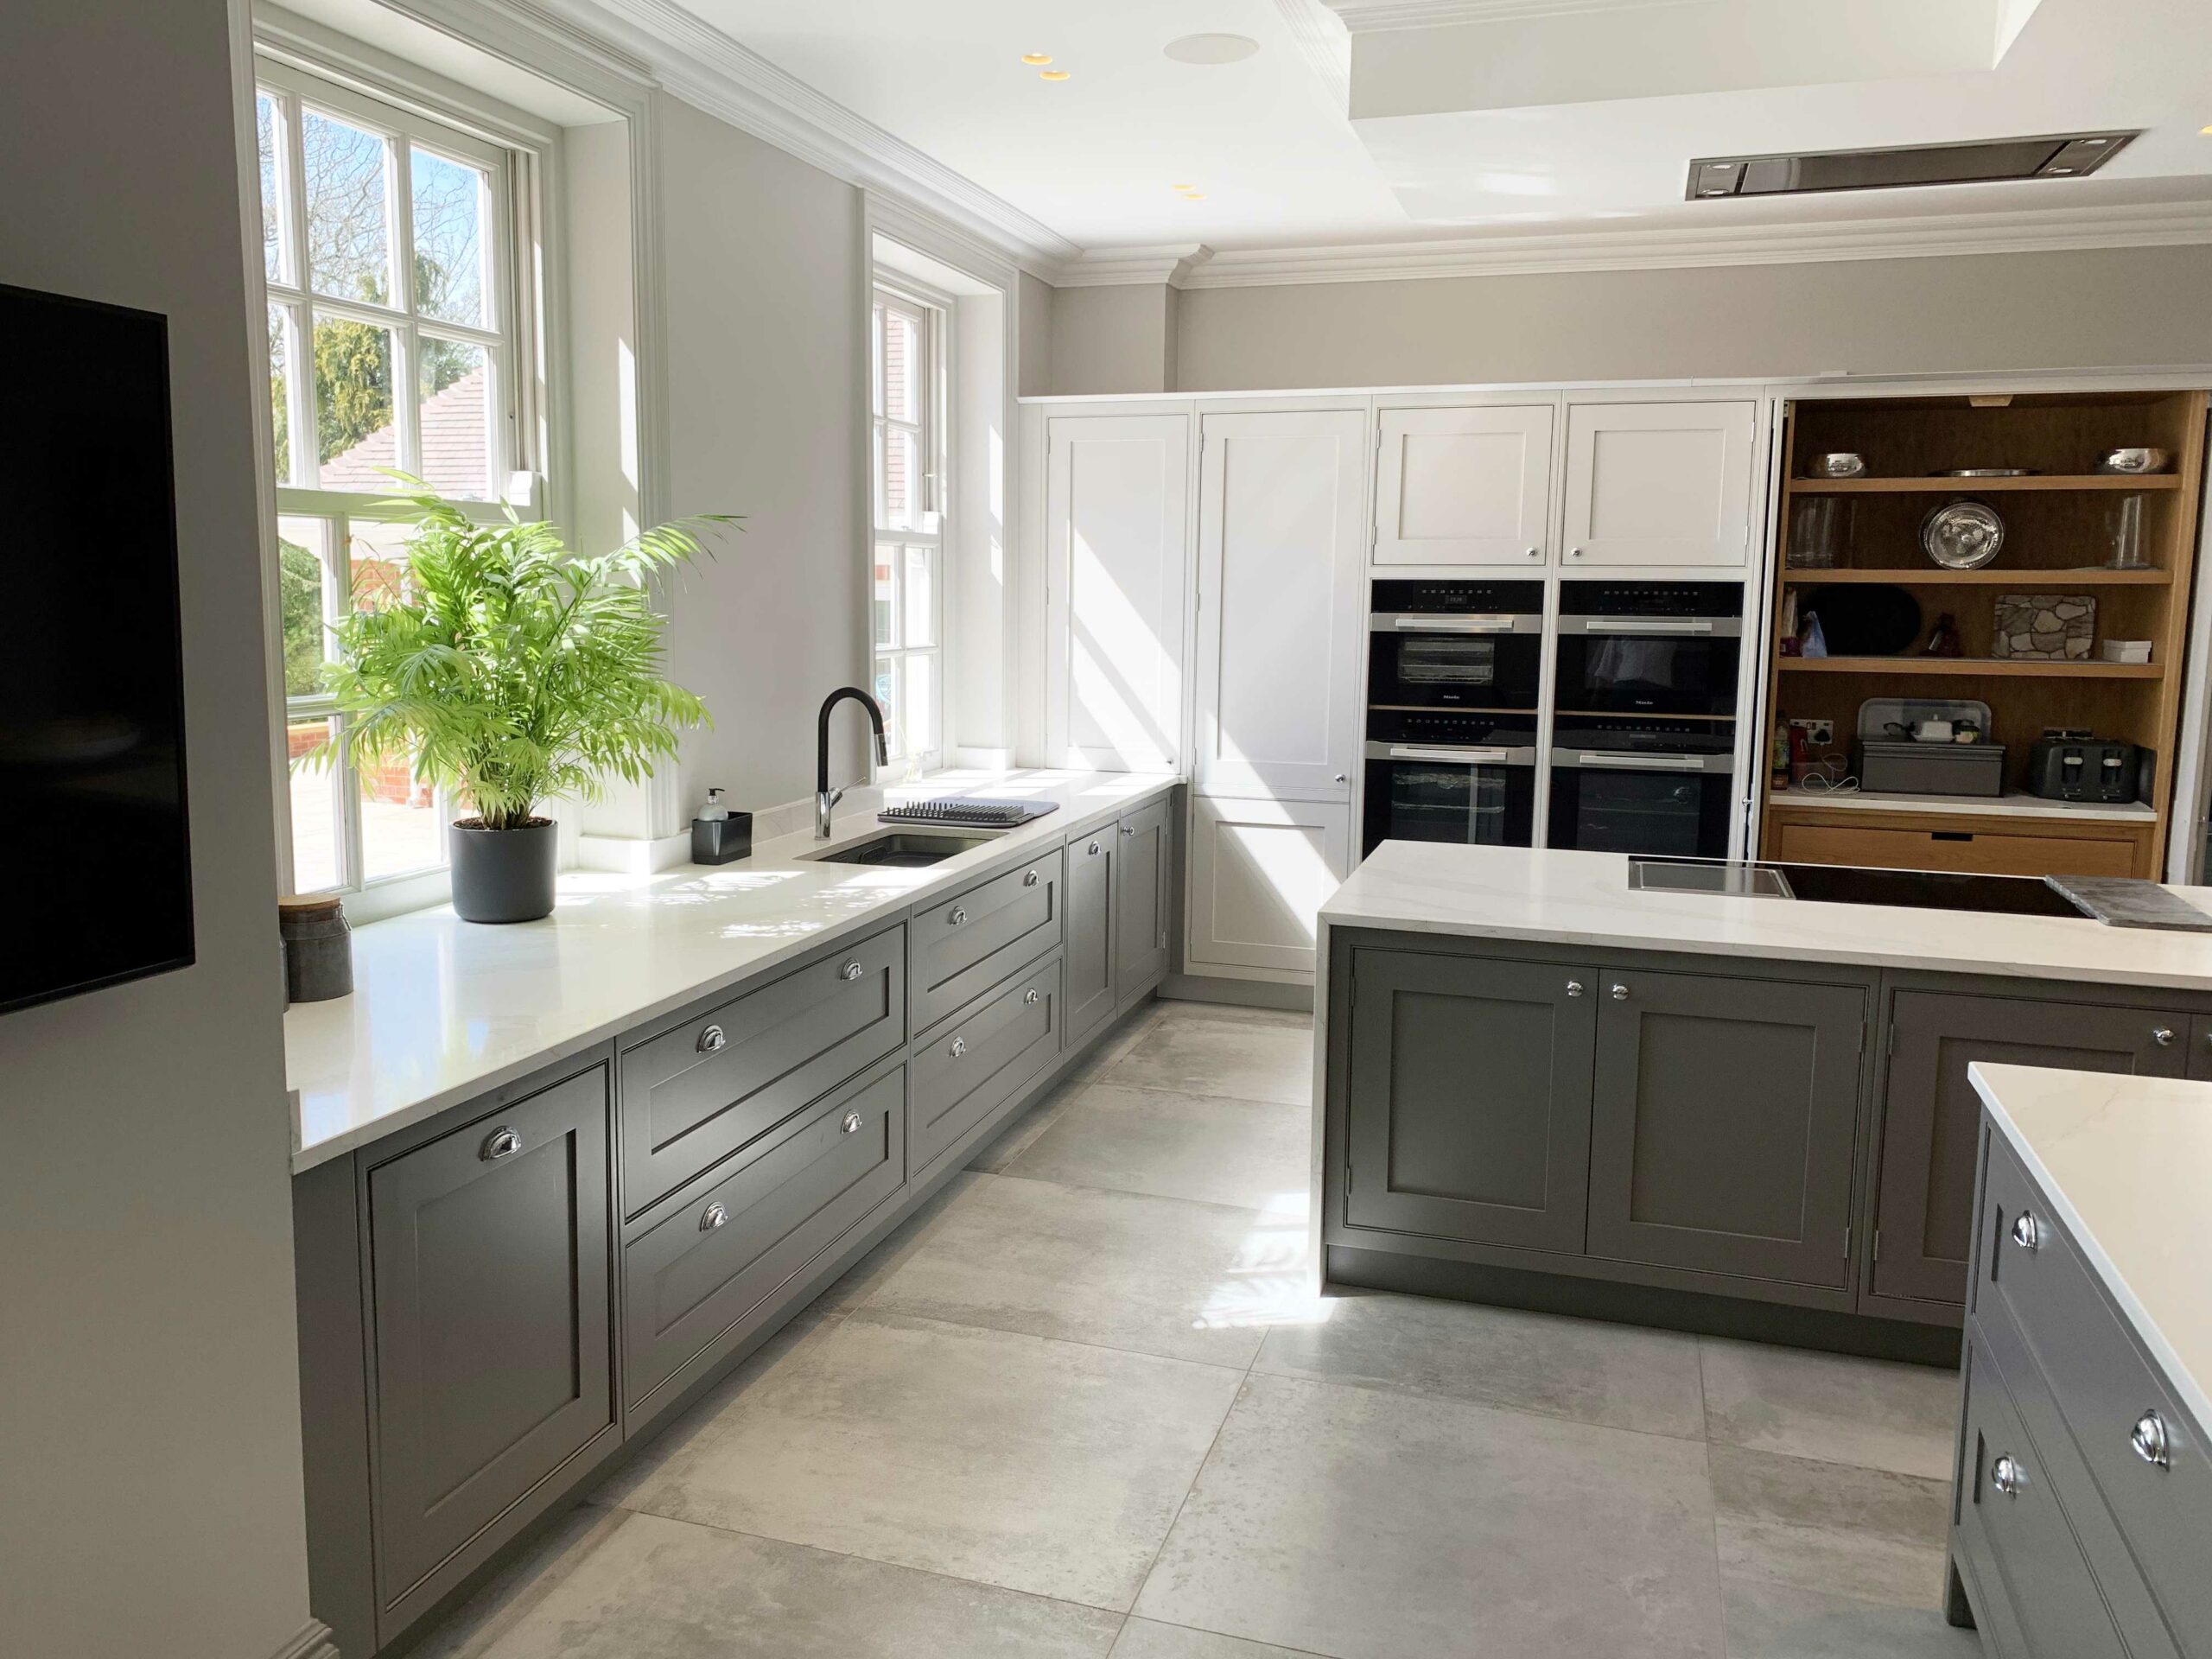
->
[1547,717,1737,860]
[1363,710,1537,856]
[1554,582,1743,718]
[1369,579,1543,711]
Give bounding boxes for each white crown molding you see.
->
[535,0,1080,276]
[1324,0,1694,31]
[1055,245,1217,288]
[1171,202,2212,288]
[1272,0,1351,111]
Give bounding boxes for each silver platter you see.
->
[1921,499,2005,569]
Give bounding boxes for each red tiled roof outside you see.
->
[318,363,488,499]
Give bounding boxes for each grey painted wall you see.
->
[1166,245,2212,392]
[652,95,872,817]
[0,3,315,1656]
[1018,270,1056,398]
[1050,283,1179,395]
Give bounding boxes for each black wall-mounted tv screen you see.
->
[0,284,194,1014]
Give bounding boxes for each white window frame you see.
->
[254,48,550,910]
[871,282,950,772]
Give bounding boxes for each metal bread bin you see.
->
[1853,739,2005,798]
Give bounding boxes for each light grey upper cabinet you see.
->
[1064,830,1117,1047]
[365,1064,613,1608]
[1344,948,1596,1254]
[1560,400,1755,569]
[1115,798,1173,1000]
[1193,408,1366,801]
[1875,990,2186,1306]
[1372,404,1554,568]
[1586,969,1865,1286]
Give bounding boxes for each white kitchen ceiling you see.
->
[664,0,2212,258]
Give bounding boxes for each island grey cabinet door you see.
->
[366,1065,613,1605]
[1116,798,1173,999]
[1876,991,2185,1306]
[1587,971,1864,1287]
[1065,830,1117,1046]
[1343,948,1596,1253]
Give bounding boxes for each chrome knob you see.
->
[1088,840,1101,855]
[842,1111,864,1135]
[950,1037,968,1058]
[2011,1212,2043,1253]
[480,1127,522,1162]
[1525,547,1539,559]
[1024,988,1041,1006]
[1568,547,1585,558]
[1024,868,1040,887]
[1121,825,1137,836]
[2132,1410,2172,1469]
[950,906,969,925]
[1566,980,1585,998]
[1991,1455,2025,1497]
[697,1023,727,1053]
[700,1201,728,1231]
[1610,983,1629,1001]
[2153,1027,2176,1046]
[1333,773,1348,783]
[842,961,864,982]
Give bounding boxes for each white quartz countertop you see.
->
[286,770,1177,1173]
[1968,1063,2212,1435]
[1322,842,2212,989]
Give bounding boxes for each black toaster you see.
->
[2024,733,2141,804]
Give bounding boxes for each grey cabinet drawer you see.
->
[1115,798,1172,1000]
[911,955,1063,1177]
[1980,1139,2212,1655]
[1065,831,1117,1049]
[623,1065,905,1411]
[365,1064,613,1608]
[620,925,905,1215]
[910,849,1063,1033]
[1957,1332,2129,1659]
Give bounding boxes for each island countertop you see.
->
[1967,1061,2212,1436]
[1321,842,2212,991]
[286,769,1177,1173]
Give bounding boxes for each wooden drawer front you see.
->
[911,849,1064,1033]
[1980,1140,2212,1653]
[1957,1333,2130,1659]
[620,925,905,1216]
[623,1065,905,1409]
[911,956,1063,1175]
[366,1065,613,1605]
[1773,820,2137,880]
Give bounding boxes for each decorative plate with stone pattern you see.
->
[1992,593,2095,660]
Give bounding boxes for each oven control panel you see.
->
[1557,581,1744,618]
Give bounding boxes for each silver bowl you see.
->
[1921,499,2005,569]
[1807,452,1866,478]
[2095,448,2171,474]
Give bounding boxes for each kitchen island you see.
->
[1312,842,2212,1360]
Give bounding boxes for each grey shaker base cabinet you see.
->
[1325,927,2212,1350]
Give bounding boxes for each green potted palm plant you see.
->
[306,483,730,923]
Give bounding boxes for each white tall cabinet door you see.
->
[1373,404,1554,567]
[1186,796,1351,976]
[1193,410,1366,800]
[1561,400,1756,569]
[1046,414,1191,770]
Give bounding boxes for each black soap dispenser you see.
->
[690,787,753,864]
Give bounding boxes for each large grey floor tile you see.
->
[1711,1445,1951,1606]
[804,1170,996,1316]
[625,1309,1243,1611]
[970,1007,1165,1172]
[422,1508,1125,1658]
[1135,1372,1725,1659]
[1007,1080,1311,1213]
[1255,1289,1705,1440]
[1111,1619,1325,1659]
[1701,1340,1961,1479]
[1105,1016,1313,1106]
[858,1173,1287,1366]
[1721,1576,1980,1659]
[1152,1001,1313,1030]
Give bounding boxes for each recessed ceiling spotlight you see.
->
[1180,192,1207,200]
[2202,124,2212,136]
[1164,33,1259,65]
[1039,68,1071,81]
[1020,53,1052,66]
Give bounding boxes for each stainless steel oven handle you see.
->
[1559,617,1739,637]
[1363,742,1535,766]
[1377,614,1521,634]
[1568,752,1724,772]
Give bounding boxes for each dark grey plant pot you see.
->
[449,817,558,923]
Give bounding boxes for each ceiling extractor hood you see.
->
[1687,132,2138,200]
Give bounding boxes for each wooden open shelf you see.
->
[1778,657,2162,679]
[1778,567,2171,587]
[1788,474,2182,495]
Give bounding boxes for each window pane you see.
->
[268,304,295,485]
[313,315,397,486]
[288,715,344,893]
[257,92,286,283]
[870,307,885,418]
[276,516,339,699]
[882,308,918,423]
[884,424,918,529]
[346,518,415,611]
[410,148,487,327]
[359,750,443,881]
[416,337,490,500]
[873,655,899,759]
[901,654,936,760]
[903,545,935,648]
[303,108,392,305]
[873,543,899,650]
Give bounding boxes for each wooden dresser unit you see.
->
[1760,390,2208,880]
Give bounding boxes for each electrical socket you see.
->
[1789,717,1835,748]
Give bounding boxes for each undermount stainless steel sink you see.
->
[804,830,1001,868]
[1629,858,1794,899]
